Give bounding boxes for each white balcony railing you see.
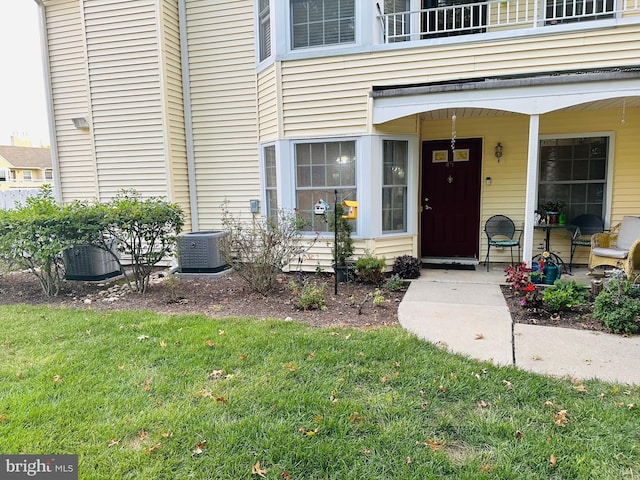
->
[378,0,640,43]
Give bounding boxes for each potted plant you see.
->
[540,201,565,225]
[329,203,354,281]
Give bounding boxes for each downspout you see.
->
[178,0,199,232]
[35,0,62,202]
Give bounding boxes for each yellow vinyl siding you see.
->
[44,0,97,201]
[161,0,191,228]
[185,0,259,229]
[84,0,166,200]
[257,65,279,141]
[281,26,640,138]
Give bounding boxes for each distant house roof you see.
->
[0,146,52,170]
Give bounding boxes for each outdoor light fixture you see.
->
[71,117,90,130]
[494,142,503,161]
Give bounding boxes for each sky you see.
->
[0,0,50,147]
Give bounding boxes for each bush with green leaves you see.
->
[97,190,184,294]
[292,279,327,311]
[384,273,406,292]
[355,251,386,284]
[392,255,421,279]
[593,281,640,334]
[328,203,354,268]
[542,279,588,313]
[0,186,74,296]
[220,204,316,294]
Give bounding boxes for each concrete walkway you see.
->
[398,267,640,385]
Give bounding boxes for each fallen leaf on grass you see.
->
[137,335,149,341]
[161,430,173,438]
[420,439,444,451]
[514,430,525,440]
[299,427,319,437]
[282,472,292,479]
[192,440,207,456]
[480,464,493,473]
[252,461,267,478]
[209,369,225,380]
[573,384,588,393]
[477,400,489,408]
[553,410,569,427]
[53,375,62,383]
[204,340,216,348]
[349,412,363,424]
[543,400,554,407]
[502,380,513,389]
[406,456,412,465]
[108,438,120,447]
[307,350,316,360]
[0,413,9,422]
[284,362,298,372]
[216,396,228,404]
[549,454,557,468]
[218,330,225,336]
[159,340,167,349]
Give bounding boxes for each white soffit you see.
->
[372,74,640,124]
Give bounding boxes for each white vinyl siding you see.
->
[185,0,260,228]
[43,0,97,201]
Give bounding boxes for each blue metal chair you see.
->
[484,215,522,271]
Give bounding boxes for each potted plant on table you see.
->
[540,201,566,225]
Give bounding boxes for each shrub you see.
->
[293,280,327,311]
[328,203,354,267]
[593,287,640,335]
[0,186,75,296]
[355,251,386,284]
[542,280,588,313]
[220,204,317,294]
[98,190,184,294]
[392,255,421,279]
[384,274,406,292]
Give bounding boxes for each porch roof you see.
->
[370,66,640,123]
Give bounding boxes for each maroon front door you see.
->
[421,138,482,259]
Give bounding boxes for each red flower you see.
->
[525,284,535,292]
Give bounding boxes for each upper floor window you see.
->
[258,0,271,61]
[538,136,608,221]
[291,0,355,49]
[545,0,615,24]
[22,171,32,181]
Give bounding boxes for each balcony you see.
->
[377,0,640,43]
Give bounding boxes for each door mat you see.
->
[423,263,476,271]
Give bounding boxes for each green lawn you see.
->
[0,305,638,479]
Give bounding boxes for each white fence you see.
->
[0,189,40,210]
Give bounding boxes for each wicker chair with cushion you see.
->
[484,215,522,271]
[569,214,604,272]
[588,215,640,279]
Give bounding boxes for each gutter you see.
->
[34,0,62,202]
[371,66,640,98]
[178,0,199,232]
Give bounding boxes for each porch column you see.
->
[522,114,540,267]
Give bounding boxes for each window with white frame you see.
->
[538,136,608,221]
[45,169,53,181]
[382,0,411,43]
[264,145,278,217]
[0,169,6,182]
[295,140,356,232]
[22,170,32,181]
[258,0,271,61]
[291,0,355,49]
[382,140,408,233]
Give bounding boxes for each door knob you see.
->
[424,197,432,210]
